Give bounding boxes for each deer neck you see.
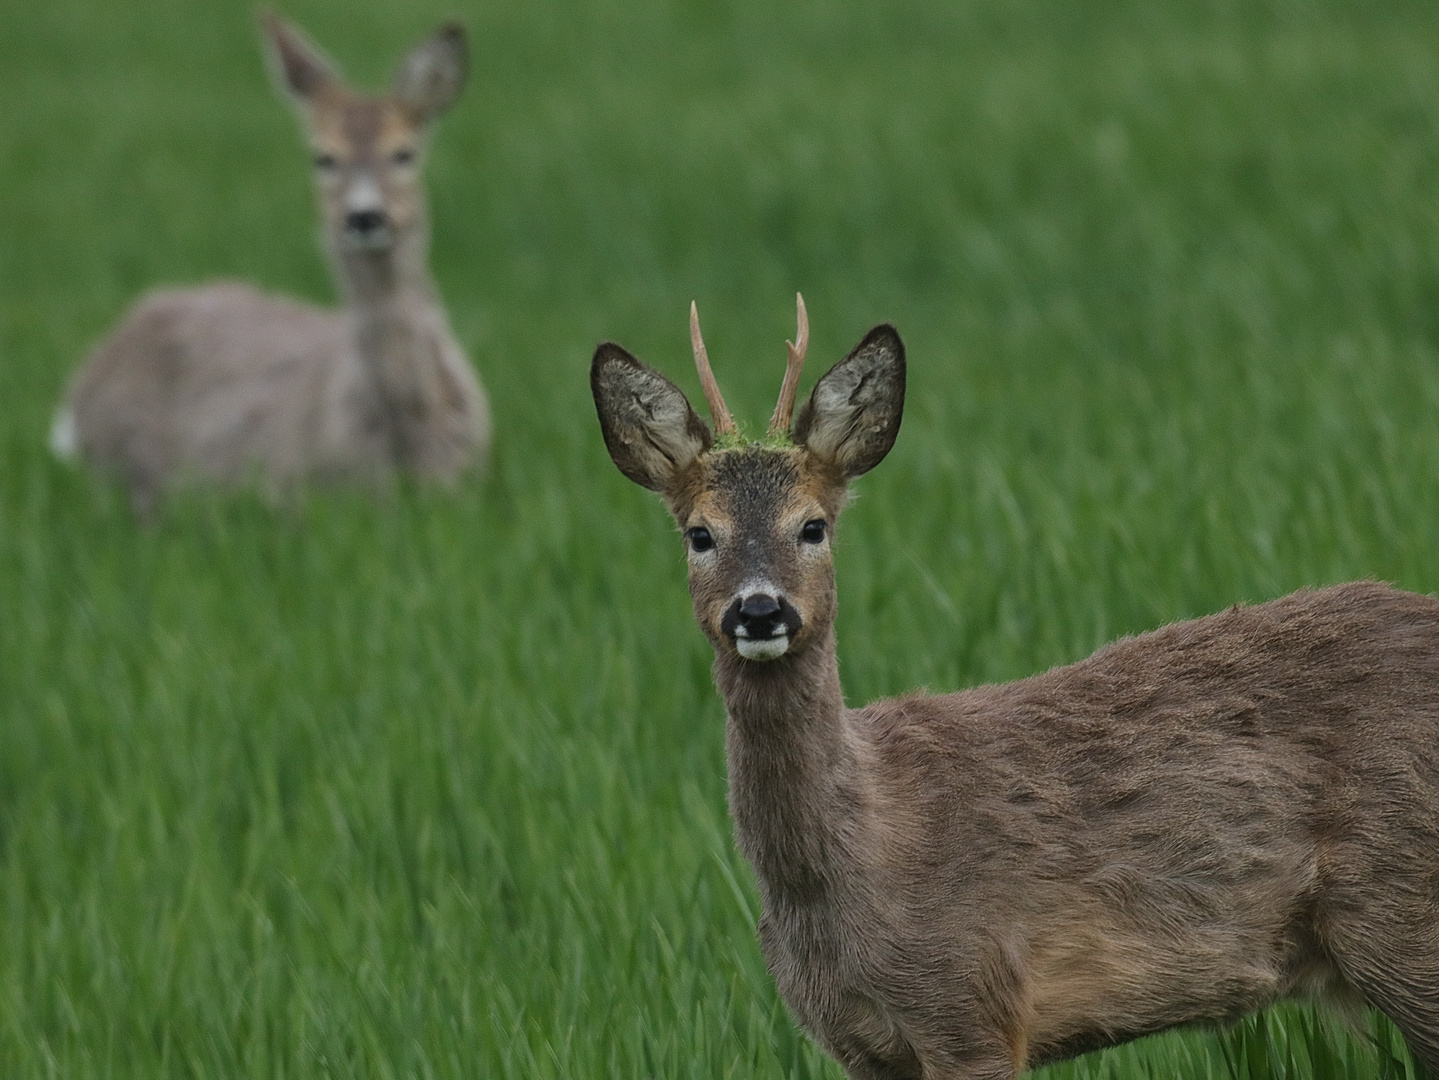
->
[715,628,854,906]
[332,223,440,312]
[330,226,456,463]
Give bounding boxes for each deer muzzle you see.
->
[342,174,393,250]
[722,591,804,661]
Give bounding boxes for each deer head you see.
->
[592,297,905,662]
[260,11,467,255]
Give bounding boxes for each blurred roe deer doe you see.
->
[591,296,1439,1080]
[51,12,489,515]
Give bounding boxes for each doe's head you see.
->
[260,11,467,254]
[592,297,905,662]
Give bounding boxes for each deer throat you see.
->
[348,289,457,464]
[716,631,856,905]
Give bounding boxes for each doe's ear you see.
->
[260,10,341,103]
[792,324,905,479]
[592,344,713,493]
[392,22,468,124]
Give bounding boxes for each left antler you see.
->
[768,292,808,437]
[691,301,736,437]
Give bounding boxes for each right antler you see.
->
[691,302,736,437]
[769,293,808,437]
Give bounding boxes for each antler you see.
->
[690,301,736,436]
[768,292,808,437]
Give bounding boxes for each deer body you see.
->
[53,14,488,513]
[723,583,1439,1077]
[592,302,1439,1079]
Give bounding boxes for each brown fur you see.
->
[52,14,488,515]
[591,317,1439,1079]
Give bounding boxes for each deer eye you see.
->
[313,152,339,171]
[685,527,714,553]
[390,148,416,166]
[800,519,827,544]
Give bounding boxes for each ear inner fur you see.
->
[792,323,905,478]
[591,345,713,493]
[390,22,468,123]
[260,10,340,102]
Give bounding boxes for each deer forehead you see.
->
[309,96,418,159]
[684,448,839,532]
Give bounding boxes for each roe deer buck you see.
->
[591,295,1439,1080]
[51,12,489,515]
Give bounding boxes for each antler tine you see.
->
[690,301,736,436]
[769,292,809,436]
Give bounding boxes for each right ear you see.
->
[592,344,713,493]
[260,10,340,103]
[391,22,468,124]
[792,324,905,479]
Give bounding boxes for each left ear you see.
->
[260,10,343,104]
[391,22,468,123]
[591,343,714,494]
[792,324,905,479]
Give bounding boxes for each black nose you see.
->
[739,593,782,634]
[721,592,802,641]
[346,209,387,234]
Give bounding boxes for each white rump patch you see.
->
[49,407,78,459]
[737,635,790,661]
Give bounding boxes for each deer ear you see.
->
[260,10,341,103]
[392,22,468,123]
[793,324,905,479]
[592,344,714,493]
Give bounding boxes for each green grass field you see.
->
[3,0,1438,1075]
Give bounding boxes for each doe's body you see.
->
[53,13,489,513]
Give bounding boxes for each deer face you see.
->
[592,302,905,663]
[304,98,427,252]
[675,447,846,660]
[260,12,467,254]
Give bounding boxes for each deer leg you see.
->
[1370,993,1439,1079]
[1318,822,1439,1078]
[125,472,161,523]
[1367,988,1439,1078]
[919,1054,1017,1080]
[826,1024,924,1079]
[835,1056,1014,1080]
[836,1056,922,1080]
[1323,920,1439,1075]
[822,994,1017,1080]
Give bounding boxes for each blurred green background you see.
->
[2,0,1438,1075]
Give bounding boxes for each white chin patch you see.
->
[736,635,790,661]
[345,229,394,252]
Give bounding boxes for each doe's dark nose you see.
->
[346,209,387,234]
